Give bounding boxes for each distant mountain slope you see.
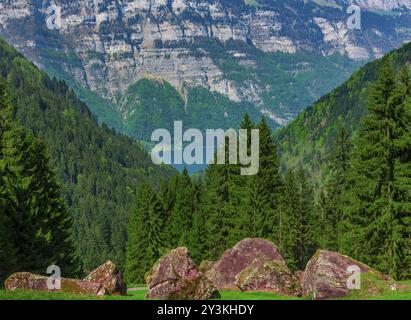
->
[1,0,410,139]
[0,37,175,272]
[274,41,411,187]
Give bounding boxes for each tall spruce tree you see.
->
[249,118,283,241]
[341,61,411,279]
[186,179,208,264]
[169,169,195,247]
[158,177,178,248]
[231,113,256,241]
[281,167,317,270]
[125,183,164,283]
[320,128,353,251]
[202,160,237,260]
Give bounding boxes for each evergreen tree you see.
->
[202,161,236,260]
[249,118,283,241]
[0,81,76,278]
[281,167,317,270]
[0,83,17,284]
[202,136,241,260]
[169,169,195,247]
[231,113,256,241]
[186,179,207,264]
[158,177,178,248]
[341,61,411,279]
[125,183,164,284]
[320,128,353,251]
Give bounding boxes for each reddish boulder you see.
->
[84,261,127,295]
[206,238,285,290]
[4,272,106,296]
[302,250,392,300]
[145,247,220,300]
[235,255,301,296]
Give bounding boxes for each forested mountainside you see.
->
[1,0,410,139]
[0,38,175,273]
[125,55,411,283]
[274,41,411,187]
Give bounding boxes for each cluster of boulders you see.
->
[145,238,394,300]
[4,261,127,296]
[4,238,394,300]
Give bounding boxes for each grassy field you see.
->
[1,280,411,300]
[0,289,296,301]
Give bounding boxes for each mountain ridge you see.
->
[1,0,410,139]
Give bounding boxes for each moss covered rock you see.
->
[235,255,301,296]
[145,247,220,300]
[198,261,215,275]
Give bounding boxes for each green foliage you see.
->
[341,61,411,280]
[125,183,165,284]
[120,78,264,141]
[124,114,316,281]
[168,169,195,247]
[0,38,175,274]
[280,167,318,270]
[275,41,411,189]
[318,128,353,251]
[121,79,186,140]
[0,80,76,284]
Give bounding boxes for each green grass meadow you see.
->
[1,280,411,300]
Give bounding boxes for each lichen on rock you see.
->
[145,247,220,300]
[235,255,302,296]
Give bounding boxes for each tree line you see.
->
[125,61,411,284]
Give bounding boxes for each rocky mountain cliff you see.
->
[1,0,410,138]
[348,0,411,10]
